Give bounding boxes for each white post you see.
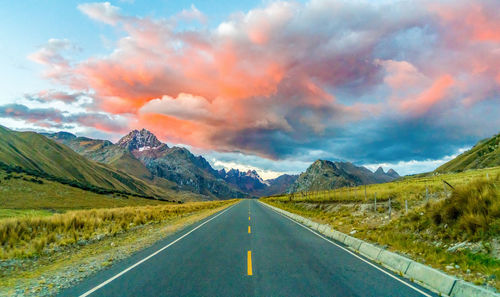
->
[405,200,408,214]
[425,186,429,202]
[374,193,377,212]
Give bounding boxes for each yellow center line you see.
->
[248,226,251,233]
[249,216,251,221]
[247,251,253,276]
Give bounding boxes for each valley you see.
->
[0,125,498,296]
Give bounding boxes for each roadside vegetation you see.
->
[0,200,236,259]
[262,167,500,291]
[0,200,237,296]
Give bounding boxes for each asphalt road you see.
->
[60,199,438,297]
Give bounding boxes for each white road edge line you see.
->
[260,202,434,297]
[79,202,239,297]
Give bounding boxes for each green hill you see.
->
[44,132,153,180]
[0,168,169,212]
[436,133,500,173]
[0,126,171,199]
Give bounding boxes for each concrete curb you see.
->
[451,280,499,297]
[405,262,457,296]
[377,250,413,274]
[259,201,499,297]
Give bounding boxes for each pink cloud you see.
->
[26,0,500,158]
[399,75,455,115]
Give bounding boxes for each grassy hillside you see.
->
[45,133,153,180]
[262,166,500,289]
[276,166,499,205]
[436,133,500,173]
[0,126,178,199]
[0,169,171,212]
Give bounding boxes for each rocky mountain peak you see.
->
[386,168,400,178]
[117,129,165,152]
[374,166,385,175]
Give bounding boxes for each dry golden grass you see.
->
[0,200,237,259]
[429,175,500,239]
[0,200,238,296]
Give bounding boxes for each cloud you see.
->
[140,93,214,122]
[25,0,500,167]
[77,2,122,25]
[399,74,455,115]
[0,104,128,133]
[175,4,207,24]
[24,90,88,104]
[27,39,79,83]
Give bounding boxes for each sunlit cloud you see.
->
[18,0,500,175]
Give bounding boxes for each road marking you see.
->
[78,202,239,297]
[247,250,253,276]
[248,226,251,233]
[262,203,434,297]
[249,216,251,221]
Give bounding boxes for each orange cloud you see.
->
[25,0,500,159]
[400,75,454,115]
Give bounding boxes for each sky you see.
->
[0,0,499,179]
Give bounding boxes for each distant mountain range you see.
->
[43,128,297,199]
[20,124,496,201]
[435,133,500,173]
[288,160,399,192]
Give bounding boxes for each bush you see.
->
[430,175,500,238]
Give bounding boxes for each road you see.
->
[60,199,437,297]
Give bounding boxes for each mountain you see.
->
[45,128,295,198]
[288,160,399,192]
[116,130,246,199]
[374,166,399,182]
[0,125,169,198]
[218,169,269,196]
[44,131,153,180]
[255,174,298,197]
[117,128,164,152]
[435,133,500,173]
[386,168,400,179]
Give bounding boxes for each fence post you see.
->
[364,185,367,202]
[388,198,391,220]
[405,199,408,214]
[374,193,377,212]
[425,186,429,202]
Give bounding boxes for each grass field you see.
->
[0,170,174,213]
[0,209,55,220]
[0,200,238,296]
[0,200,237,259]
[262,166,500,290]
